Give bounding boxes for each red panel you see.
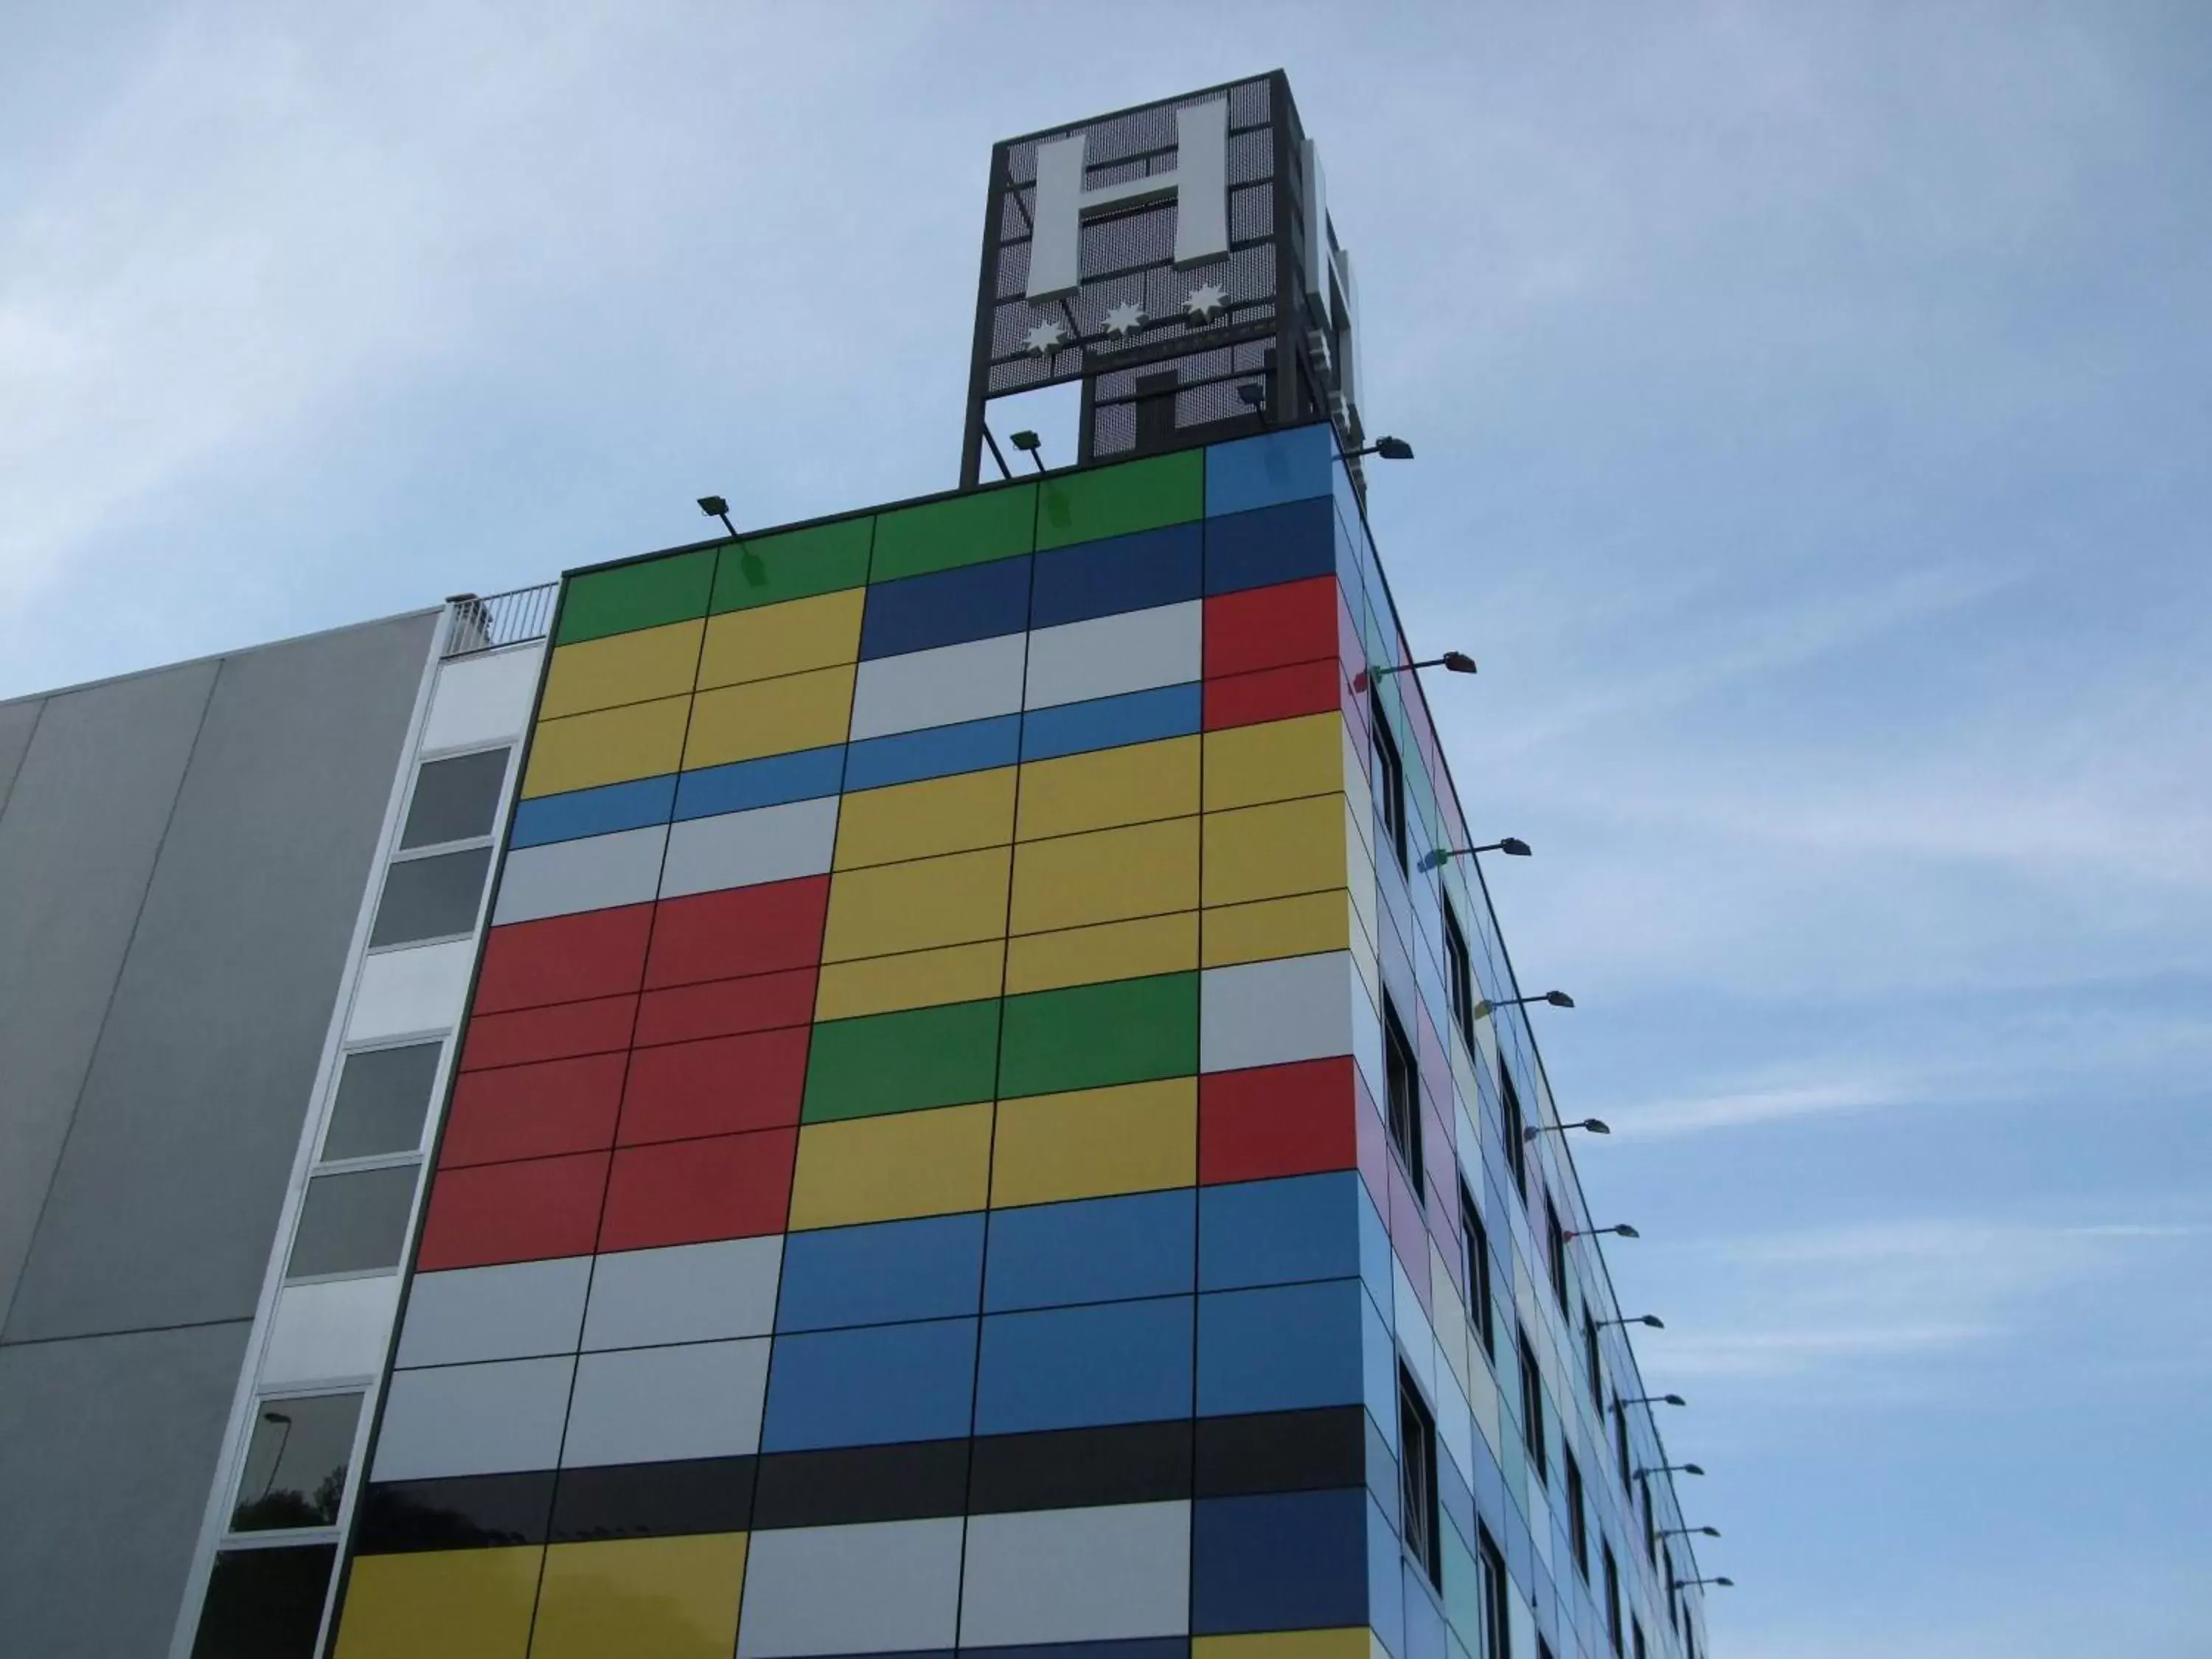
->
[440,1051,625,1168]
[1203,661,1340,733]
[633,967,818,1048]
[1199,1056,1358,1186]
[472,904,655,1015]
[461,994,636,1071]
[1204,577,1340,680]
[416,1152,608,1270]
[598,1127,797,1251]
[646,875,830,990]
[617,1026,810,1144]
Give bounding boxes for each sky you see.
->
[4,3,2209,1653]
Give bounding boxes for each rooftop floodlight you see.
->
[1483,990,1576,1020]
[1237,382,1273,426]
[1421,837,1531,872]
[698,495,737,537]
[1524,1115,1607,1142]
[1659,1526,1722,1540]
[1565,1223,1641,1241]
[1599,1312,1665,1331]
[1636,1462,1705,1481]
[1348,435,1416,461]
[1365,652,1478,688]
[1009,430,1048,473]
[1618,1392,1686,1409]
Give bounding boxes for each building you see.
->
[0,74,1713,1659]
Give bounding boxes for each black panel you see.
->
[753,1439,971,1529]
[355,1471,556,1553]
[548,1455,756,1543]
[1196,1405,1368,1497]
[191,1544,335,1659]
[969,1419,1192,1514]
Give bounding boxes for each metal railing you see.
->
[442,582,557,657]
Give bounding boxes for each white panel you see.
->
[492,825,667,924]
[347,939,475,1040]
[396,1257,591,1368]
[959,1500,1192,1646]
[1023,601,1201,711]
[660,798,838,899]
[1199,951,1356,1074]
[561,1338,771,1467]
[260,1274,400,1386]
[422,644,543,752]
[582,1237,784,1351]
[372,1355,574,1480]
[737,1517,965,1657]
[849,634,1028,742]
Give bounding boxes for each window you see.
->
[1517,1326,1546,1481]
[1444,902,1475,1046]
[369,846,493,947]
[192,1545,338,1659]
[1399,1366,1441,1587]
[398,748,509,849]
[1585,1312,1604,1413]
[1663,1546,1677,1628]
[1633,1620,1647,1659]
[1565,1449,1588,1578]
[1538,1640,1556,1659]
[1604,1543,1623,1652]
[1478,1527,1510,1659]
[370,747,511,949]
[320,1042,442,1161]
[285,1165,418,1279]
[1461,1183,1495,1359]
[1545,1195,1568,1310]
[1645,1481,1659,1565]
[1383,993,1423,1201]
[1371,690,1408,871]
[1500,1060,1528,1197]
[1613,1394,1632,1490]
[229,1391,364,1532]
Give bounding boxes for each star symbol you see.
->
[1183,282,1228,324]
[1102,299,1147,338]
[1023,319,1068,358]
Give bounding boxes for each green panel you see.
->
[556,549,716,644]
[711,517,874,614]
[801,998,1002,1123]
[1034,451,1205,551]
[1440,1514,1482,1649]
[871,485,1036,583]
[997,971,1198,1099]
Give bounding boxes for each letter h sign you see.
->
[1025,100,1229,302]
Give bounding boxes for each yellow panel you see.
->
[523,696,690,799]
[682,664,855,770]
[1003,911,1198,995]
[992,1077,1196,1207]
[698,588,866,689]
[1203,712,1345,812]
[815,940,1006,1020]
[333,1547,541,1659]
[1016,736,1200,841]
[1201,794,1348,908]
[821,846,1012,963]
[540,620,704,720]
[1009,815,1198,936]
[1202,889,1352,968]
[1193,1632,1371,1659]
[835,768,1017,869]
[788,1102,994,1228]
[532,1533,748,1659]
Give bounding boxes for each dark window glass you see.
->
[1633,1621,1646,1659]
[1604,1542,1623,1651]
[192,1543,336,1658]
[1538,1641,1556,1659]
[1397,1366,1441,1587]
[1646,1482,1659,1565]
[369,846,492,947]
[1444,904,1475,1046]
[1585,1312,1604,1412]
[1371,691,1408,871]
[1478,1527,1510,1659]
[1383,995,1422,1201]
[1500,1062,1527,1197]
[321,1043,441,1161]
[1517,1326,1546,1481]
[399,748,509,849]
[1566,1448,1588,1578]
[1545,1197,1568,1310]
[286,1166,418,1279]
[1461,1184,1495,1358]
[1614,1394,1632,1489]
[229,1393,363,1532]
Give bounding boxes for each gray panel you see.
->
[490,824,667,924]
[0,664,218,1326]
[0,1318,249,1659]
[736,1517,965,1658]
[0,697,41,818]
[372,1354,574,1480]
[397,1257,592,1368]
[958,1500,1192,1646]
[658,799,838,900]
[560,1337,771,1467]
[5,613,437,1343]
[581,1236,783,1351]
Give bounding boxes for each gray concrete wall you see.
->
[0,611,437,1656]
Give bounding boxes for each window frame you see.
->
[1565,1446,1589,1579]
[1382,992,1424,1203]
[1461,1182,1496,1360]
[1585,1310,1604,1413]
[366,743,512,954]
[219,1385,367,1548]
[1478,1526,1511,1659]
[1500,1060,1528,1198]
[1444,900,1475,1048]
[1517,1325,1547,1483]
[1604,1541,1623,1654]
[1398,1365,1443,1589]
[1370,689,1409,872]
[1545,1194,1569,1312]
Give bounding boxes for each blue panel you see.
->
[673,745,846,819]
[1196,1279,1366,1418]
[1439,1438,1475,1562]
[1404,1558,1450,1659]
[1203,498,1337,598]
[973,1295,1194,1434]
[1206,425,1335,518]
[1366,1408,1399,1528]
[1190,1488,1371,1634]
[759,1317,976,1450]
[1368,1492,1408,1659]
[1357,1183,1396,1312]
[509,773,676,847]
[1363,1284,1399,1455]
[1199,1172,1363,1292]
[984,1189,1196,1312]
[1020,682,1202,763]
[860,555,1032,658]
[775,1212,986,1332]
[1029,523,1203,630]
[844,714,1022,792]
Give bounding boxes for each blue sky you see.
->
[4,4,2208,1652]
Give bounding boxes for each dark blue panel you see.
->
[509,774,676,847]
[1020,683,1201,763]
[1029,523,1203,630]
[984,1190,1196,1312]
[1197,1279,1366,1418]
[1191,1488,1371,1633]
[974,1296,1194,1435]
[673,746,846,819]
[776,1213,987,1332]
[1203,498,1337,597]
[860,555,1032,659]
[760,1318,977,1450]
[1199,1172,1363,1293]
[844,714,1022,792]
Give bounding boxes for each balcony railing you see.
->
[442,583,557,658]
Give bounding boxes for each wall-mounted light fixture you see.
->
[697,495,737,538]
[1419,838,1531,872]
[1009,430,1048,473]
[1565,1223,1639,1241]
[1600,1313,1666,1332]
[1481,990,1576,1020]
